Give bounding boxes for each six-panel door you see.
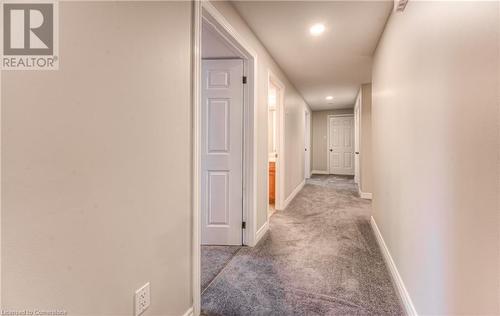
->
[201,59,244,245]
[328,116,355,175]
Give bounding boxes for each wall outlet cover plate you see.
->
[135,282,150,316]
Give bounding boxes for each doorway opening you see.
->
[267,71,285,217]
[193,2,258,315]
[327,114,355,175]
[267,81,278,218]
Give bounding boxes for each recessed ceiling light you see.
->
[310,23,325,36]
[326,96,333,100]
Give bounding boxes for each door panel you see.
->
[202,59,243,245]
[343,153,353,168]
[207,99,229,152]
[207,171,229,225]
[328,116,355,175]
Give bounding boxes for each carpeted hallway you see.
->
[201,174,403,315]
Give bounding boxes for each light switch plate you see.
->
[135,282,150,316]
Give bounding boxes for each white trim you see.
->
[254,221,269,245]
[358,187,372,200]
[370,216,418,316]
[268,70,285,211]
[191,2,202,315]
[283,180,305,210]
[354,91,361,185]
[304,110,312,179]
[182,307,194,316]
[0,27,2,310]
[311,170,329,175]
[326,114,355,175]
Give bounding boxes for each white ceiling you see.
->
[231,1,393,110]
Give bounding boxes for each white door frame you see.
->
[193,2,258,315]
[354,94,361,184]
[326,114,354,175]
[267,70,286,211]
[304,110,311,179]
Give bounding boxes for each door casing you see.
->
[304,110,311,179]
[192,2,259,315]
[354,96,361,184]
[267,70,286,211]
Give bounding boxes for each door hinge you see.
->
[242,221,246,229]
[242,76,247,84]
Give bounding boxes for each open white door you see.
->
[201,59,243,245]
[328,116,355,175]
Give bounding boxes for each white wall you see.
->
[202,22,239,59]
[372,1,499,314]
[2,2,192,315]
[210,1,311,228]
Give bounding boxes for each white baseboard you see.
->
[254,221,269,246]
[311,170,329,175]
[358,187,372,200]
[182,306,193,316]
[283,179,305,209]
[370,216,418,316]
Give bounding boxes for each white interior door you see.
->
[201,59,243,245]
[304,111,311,178]
[328,116,355,175]
[354,103,361,183]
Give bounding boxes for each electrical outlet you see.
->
[135,282,150,316]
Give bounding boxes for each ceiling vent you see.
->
[394,0,409,12]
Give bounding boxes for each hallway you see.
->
[2,1,499,315]
[201,175,403,315]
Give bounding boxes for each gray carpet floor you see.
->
[201,245,241,292]
[201,174,403,315]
